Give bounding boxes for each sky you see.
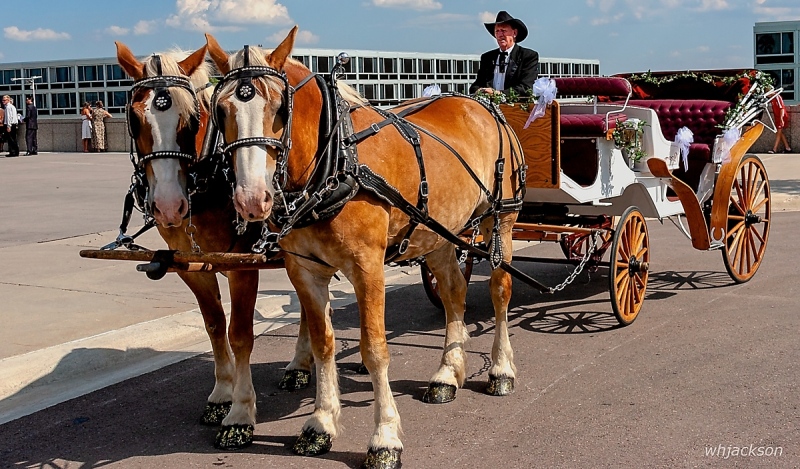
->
[1,0,799,75]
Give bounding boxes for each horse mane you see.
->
[223,45,369,107]
[142,49,213,119]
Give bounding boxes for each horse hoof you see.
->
[200,401,231,426]
[278,369,310,391]
[292,427,333,456]
[422,382,457,404]
[486,375,515,396]
[214,424,254,450]
[362,447,402,469]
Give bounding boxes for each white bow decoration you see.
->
[674,126,694,171]
[716,127,741,164]
[422,84,441,97]
[524,77,557,129]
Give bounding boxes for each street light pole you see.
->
[10,76,42,112]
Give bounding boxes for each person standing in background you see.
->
[2,95,20,157]
[769,92,792,154]
[91,100,112,152]
[0,104,5,154]
[24,97,38,155]
[81,102,93,152]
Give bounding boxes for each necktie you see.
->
[498,51,508,73]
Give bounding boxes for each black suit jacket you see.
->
[25,103,38,130]
[469,45,539,96]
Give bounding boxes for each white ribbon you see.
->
[717,127,741,164]
[524,77,557,129]
[422,84,441,97]
[675,126,694,171]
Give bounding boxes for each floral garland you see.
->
[474,88,536,112]
[627,70,775,131]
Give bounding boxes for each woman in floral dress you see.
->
[91,100,112,152]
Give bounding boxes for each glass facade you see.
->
[754,21,799,103]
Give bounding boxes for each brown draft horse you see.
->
[206,28,525,468]
[115,42,264,449]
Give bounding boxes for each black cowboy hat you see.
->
[484,11,528,42]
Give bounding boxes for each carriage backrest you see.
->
[625,99,730,145]
[555,77,632,99]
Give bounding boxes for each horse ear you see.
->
[116,41,145,80]
[267,26,297,70]
[178,45,208,77]
[205,33,230,75]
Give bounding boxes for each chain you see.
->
[548,231,599,294]
[185,199,201,253]
[457,229,478,264]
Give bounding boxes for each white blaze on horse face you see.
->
[144,91,189,227]
[232,93,274,221]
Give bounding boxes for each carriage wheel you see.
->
[421,253,475,310]
[609,206,649,326]
[721,154,771,283]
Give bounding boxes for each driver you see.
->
[469,11,539,98]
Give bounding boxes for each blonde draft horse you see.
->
[206,28,523,468]
[115,42,263,449]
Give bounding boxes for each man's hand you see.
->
[479,87,502,95]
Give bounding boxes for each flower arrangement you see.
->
[612,118,648,163]
[474,88,536,111]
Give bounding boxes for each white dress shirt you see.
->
[493,45,515,92]
[4,103,18,125]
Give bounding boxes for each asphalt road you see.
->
[0,151,798,468]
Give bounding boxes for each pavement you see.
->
[0,151,799,468]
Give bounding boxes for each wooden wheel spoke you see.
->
[745,164,758,207]
[732,178,746,212]
[729,193,746,216]
[727,220,746,241]
[751,196,769,214]
[749,177,766,209]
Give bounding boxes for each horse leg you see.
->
[176,271,235,426]
[286,259,341,457]
[482,212,518,396]
[214,269,260,449]
[351,255,403,469]
[278,305,313,391]
[421,245,469,404]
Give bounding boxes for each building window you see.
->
[756,32,794,64]
[765,68,795,101]
[80,91,103,106]
[359,57,378,73]
[52,66,73,83]
[106,64,127,80]
[437,59,451,74]
[402,83,416,99]
[360,84,378,100]
[380,58,396,74]
[52,92,77,109]
[420,59,433,74]
[312,56,332,73]
[1,70,20,85]
[380,84,396,100]
[78,65,104,82]
[401,58,416,73]
[24,68,48,83]
[292,55,310,67]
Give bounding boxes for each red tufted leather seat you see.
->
[624,99,731,189]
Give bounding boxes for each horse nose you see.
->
[151,198,188,228]
[234,189,272,221]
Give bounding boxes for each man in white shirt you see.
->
[2,95,20,157]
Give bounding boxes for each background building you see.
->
[754,20,798,104]
[0,48,599,119]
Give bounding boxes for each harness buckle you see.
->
[370,123,381,134]
[419,181,429,198]
[398,238,410,255]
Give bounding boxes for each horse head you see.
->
[205,28,299,222]
[115,41,210,228]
